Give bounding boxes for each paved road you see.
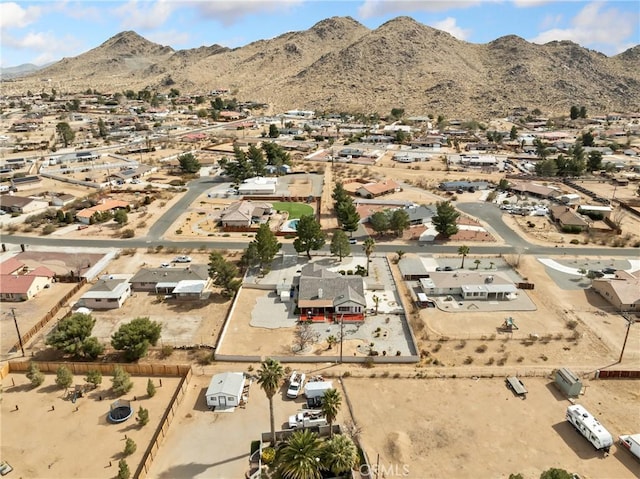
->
[2,181,639,258]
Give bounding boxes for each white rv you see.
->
[566,405,613,452]
[618,434,640,460]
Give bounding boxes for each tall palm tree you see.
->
[458,245,470,269]
[321,434,359,475]
[363,238,376,276]
[278,429,323,479]
[256,358,284,445]
[320,388,342,437]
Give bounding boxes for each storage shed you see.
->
[555,367,583,397]
[205,372,245,409]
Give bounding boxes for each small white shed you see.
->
[205,372,245,409]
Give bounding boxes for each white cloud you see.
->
[0,2,42,28]
[146,30,190,48]
[431,17,471,40]
[358,0,482,18]
[1,30,83,65]
[512,0,554,7]
[193,0,304,26]
[540,12,563,30]
[531,2,637,54]
[113,0,176,30]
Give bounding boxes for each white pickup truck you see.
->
[288,411,327,429]
[286,371,306,399]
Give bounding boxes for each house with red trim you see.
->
[296,264,366,323]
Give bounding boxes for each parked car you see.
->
[172,256,192,263]
[601,267,617,275]
[349,238,357,244]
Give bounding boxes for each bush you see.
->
[475,344,488,353]
[261,447,276,464]
[463,356,473,364]
[42,224,56,235]
[569,239,580,245]
[160,345,173,358]
[26,362,44,387]
[118,459,130,479]
[137,406,149,426]
[565,320,578,330]
[55,365,73,390]
[85,369,102,388]
[123,438,137,456]
[111,366,133,396]
[147,378,156,398]
[121,228,135,238]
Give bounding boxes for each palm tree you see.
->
[474,259,482,270]
[278,429,323,479]
[320,388,342,437]
[489,261,495,270]
[256,358,284,445]
[321,434,359,475]
[363,238,375,276]
[395,250,405,263]
[457,245,470,269]
[326,335,337,350]
[372,295,380,315]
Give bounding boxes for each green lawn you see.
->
[271,202,314,219]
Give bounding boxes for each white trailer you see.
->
[304,381,333,399]
[566,405,613,452]
[288,411,327,429]
[618,434,640,460]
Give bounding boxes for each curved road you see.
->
[1,184,639,258]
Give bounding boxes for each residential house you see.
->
[205,372,246,409]
[76,199,130,224]
[419,272,517,301]
[129,265,210,299]
[237,177,277,195]
[51,193,76,207]
[220,200,273,228]
[510,182,562,200]
[0,195,49,214]
[549,205,589,231]
[0,268,54,301]
[355,179,400,198]
[591,270,640,312]
[79,275,132,309]
[0,257,26,275]
[398,255,431,280]
[296,263,366,322]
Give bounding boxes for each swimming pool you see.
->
[280,219,299,232]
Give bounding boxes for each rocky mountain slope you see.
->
[7,16,640,118]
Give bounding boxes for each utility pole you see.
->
[10,308,25,357]
[339,314,344,364]
[618,313,634,364]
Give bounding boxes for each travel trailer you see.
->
[566,405,613,452]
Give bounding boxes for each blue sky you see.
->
[1,1,638,68]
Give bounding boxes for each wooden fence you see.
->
[10,278,87,353]
[595,369,640,379]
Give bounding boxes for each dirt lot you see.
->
[146,366,348,479]
[345,376,640,479]
[1,372,182,479]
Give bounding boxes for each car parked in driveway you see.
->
[172,256,192,263]
[349,238,357,244]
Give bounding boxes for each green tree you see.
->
[458,245,470,268]
[535,158,558,177]
[336,199,360,236]
[250,223,281,271]
[97,118,108,139]
[587,150,603,171]
[85,369,102,389]
[540,468,573,479]
[474,259,482,270]
[570,106,580,120]
[332,181,349,205]
[579,106,587,119]
[389,209,410,237]
[321,434,358,475]
[369,211,389,236]
[178,152,201,173]
[46,313,104,359]
[581,131,595,147]
[509,125,518,140]
[326,335,337,350]
[257,358,285,445]
[432,201,459,238]
[111,317,162,361]
[268,124,280,138]
[117,459,130,479]
[278,429,322,479]
[123,438,137,456]
[247,144,267,177]
[111,366,133,395]
[262,141,291,167]
[137,406,149,426]
[390,107,405,120]
[55,365,73,391]
[363,238,376,276]
[114,209,128,225]
[26,361,45,387]
[534,137,548,160]
[146,378,156,398]
[396,250,405,262]
[208,250,241,298]
[56,122,75,147]
[498,178,510,191]
[293,215,326,260]
[330,230,351,261]
[321,388,342,437]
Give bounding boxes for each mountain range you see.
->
[6,16,640,118]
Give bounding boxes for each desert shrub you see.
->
[160,345,173,358]
[475,344,488,353]
[124,438,137,456]
[565,320,578,330]
[121,228,135,238]
[570,239,580,245]
[485,357,495,365]
[42,224,56,235]
[455,340,467,350]
[463,356,473,365]
[431,343,442,353]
